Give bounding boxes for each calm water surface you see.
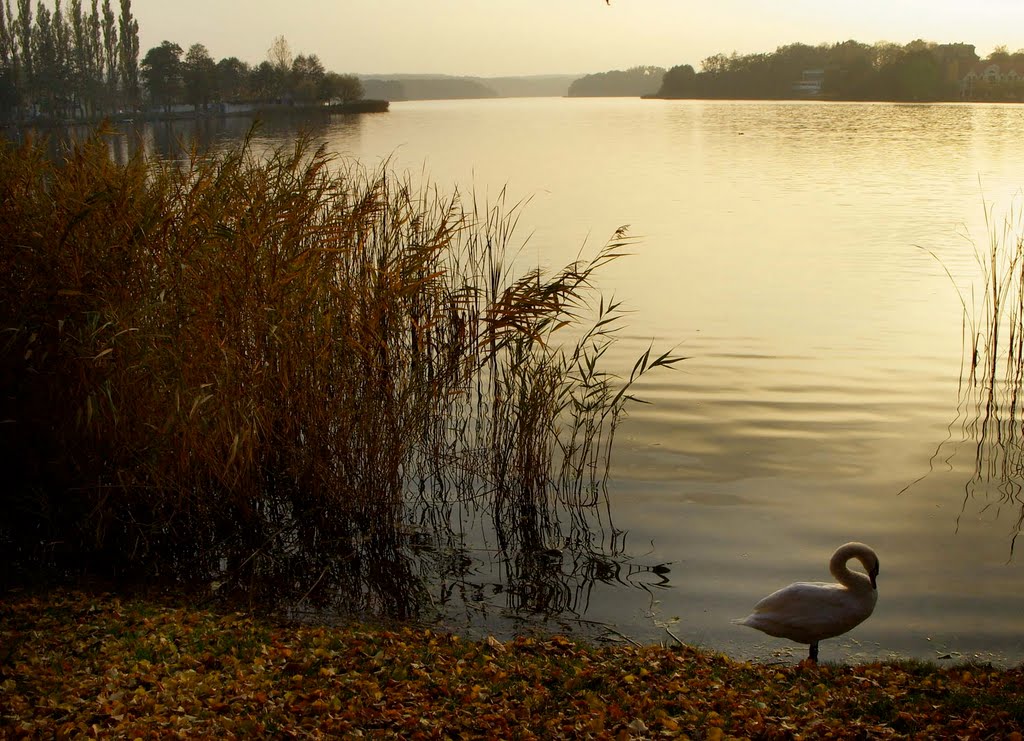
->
[98,99,1024,664]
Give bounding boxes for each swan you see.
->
[736,542,879,662]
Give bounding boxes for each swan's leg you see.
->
[808,642,819,662]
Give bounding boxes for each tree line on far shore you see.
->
[141,36,363,114]
[0,0,362,123]
[654,40,1023,102]
[567,65,665,97]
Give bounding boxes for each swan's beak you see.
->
[869,564,879,589]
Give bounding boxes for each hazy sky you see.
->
[130,0,1024,77]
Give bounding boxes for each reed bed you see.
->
[0,128,681,610]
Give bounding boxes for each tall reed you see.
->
[0,128,681,605]
[922,201,1024,555]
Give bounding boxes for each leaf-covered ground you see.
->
[1,591,1022,739]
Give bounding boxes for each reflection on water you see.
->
[270,472,673,643]
[417,498,672,639]
[945,372,1024,554]
[12,101,1024,664]
[8,111,364,165]
[906,212,1024,557]
[903,373,1024,560]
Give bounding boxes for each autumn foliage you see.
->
[1,591,1022,738]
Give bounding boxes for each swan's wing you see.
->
[742,581,876,643]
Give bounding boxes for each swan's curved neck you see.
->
[829,543,875,591]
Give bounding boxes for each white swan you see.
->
[736,542,879,662]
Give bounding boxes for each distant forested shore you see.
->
[651,40,1024,102]
[567,66,665,97]
[5,1,1024,129]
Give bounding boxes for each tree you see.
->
[15,0,31,101]
[0,66,14,116]
[140,39,181,111]
[819,40,875,100]
[0,0,16,103]
[215,55,248,101]
[290,52,324,102]
[898,48,942,100]
[320,71,362,103]
[31,1,58,114]
[249,59,278,100]
[0,1,10,68]
[264,34,291,99]
[70,0,90,115]
[51,0,73,114]
[100,0,116,100]
[871,41,904,70]
[1,1,24,118]
[267,34,290,72]
[117,0,137,106]
[700,53,729,75]
[656,64,696,98]
[182,42,215,109]
[86,0,107,109]
[823,57,874,100]
[988,44,1011,64]
[0,0,17,117]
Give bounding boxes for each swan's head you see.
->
[857,549,880,589]
[834,542,880,590]
[867,558,879,589]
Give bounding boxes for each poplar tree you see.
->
[100,0,116,103]
[70,0,101,115]
[15,0,31,100]
[30,1,55,114]
[51,0,72,115]
[117,0,137,106]
[70,0,86,113]
[0,0,11,68]
[87,0,103,111]
[0,0,16,115]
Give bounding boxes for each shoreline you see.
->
[2,99,390,130]
[641,93,1015,103]
[1,589,1021,737]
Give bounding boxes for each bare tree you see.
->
[267,34,291,72]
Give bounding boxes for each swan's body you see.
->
[737,542,879,662]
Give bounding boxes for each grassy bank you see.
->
[1,591,1022,739]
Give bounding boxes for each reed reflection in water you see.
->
[276,436,677,633]
[404,484,673,637]
[911,205,1024,555]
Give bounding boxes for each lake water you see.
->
[90,99,1024,665]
